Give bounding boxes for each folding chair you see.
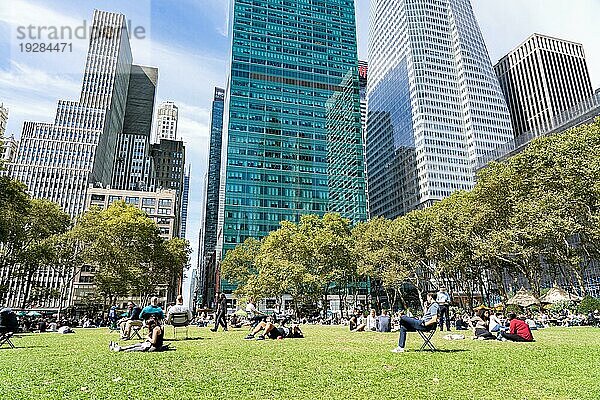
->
[130,324,143,340]
[418,326,437,351]
[0,332,15,349]
[168,312,191,339]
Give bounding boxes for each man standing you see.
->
[211,293,228,332]
[436,286,451,331]
[392,293,439,353]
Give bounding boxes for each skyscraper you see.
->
[494,34,594,140]
[9,10,134,216]
[155,101,179,140]
[112,65,158,191]
[180,164,191,238]
[367,0,514,218]
[217,0,367,270]
[199,87,224,305]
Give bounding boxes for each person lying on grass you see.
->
[244,320,304,340]
[110,316,165,352]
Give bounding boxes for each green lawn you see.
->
[1,325,599,399]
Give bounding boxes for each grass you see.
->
[1,325,599,399]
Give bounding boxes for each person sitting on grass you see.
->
[377,309,392,332]
[349,311,367,332]
[391,292,438,353]
[244,319,304,340]
[470,309,495,340]
[499,312,534,342]
[140,297,165,321]
[110,316,165,352]
[119,302,143,340]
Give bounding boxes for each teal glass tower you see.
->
[218,0,367,269]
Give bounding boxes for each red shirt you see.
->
[509,318,534,341]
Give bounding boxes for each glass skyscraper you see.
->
[367,0,514,218]
[217,0,367,262]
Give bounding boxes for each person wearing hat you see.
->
[436,286,451,331]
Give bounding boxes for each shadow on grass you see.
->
[166,337,208,342]
[0,345,49,350]
[416,349,469,353]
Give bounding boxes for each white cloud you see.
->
[0,61,80,95]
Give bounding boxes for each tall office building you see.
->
[9,10,134,217]
[494,33,593,140]
[367,0,514,218]
[358,61,368,135]
[180,165,191,238]
[151,138,186,237]
[0,104,8,136]
[217,0,367,269]
[199,87,225,306]
[155,101,179,140]
[112,65,158,191]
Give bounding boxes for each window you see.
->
[158,199,173,207]
[90,194,105,201]
[125,196,139,205]
[108,195,122,203]
[142,198,156,206]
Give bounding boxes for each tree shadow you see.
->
[166,337,207,342]
[0,345,49,350]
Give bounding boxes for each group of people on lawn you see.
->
[104,287,535,353]
[390,290,534,353]
[109,295,192,352]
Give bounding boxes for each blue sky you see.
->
[1,0,599,296]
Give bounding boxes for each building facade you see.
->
[494,34,594,140]
[8,10,134,217]
[112,65,158,191]
[217,0,367,279]
[180,165,191,238]
[151,138,186,239]
[70,186,178,308]
[199,87,225,306]
[366,0,514,219]
[155,101,179,141]
[1,134,18,164]
[0,104,8,136]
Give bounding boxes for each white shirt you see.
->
[167,304,192,320]
[245,303,258,318]
[366,315,377,330]
[436,291,451,305]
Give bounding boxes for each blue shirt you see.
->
[140,305,164,320]
[422,302,439,323]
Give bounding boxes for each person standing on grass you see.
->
[499,312,534,342]
[392,292,439,353]
[211,293,228,332]
[436,286,451,331]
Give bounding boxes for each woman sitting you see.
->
[109,316,165,352]
[471,309,495,340]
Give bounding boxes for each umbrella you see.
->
[540,287,582,304]
[234,309,247,317]
[27,311,42,317]
[120,312,129,317]
[473,305,490,310]
[17,311,27,316]
[506,288,540,307]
